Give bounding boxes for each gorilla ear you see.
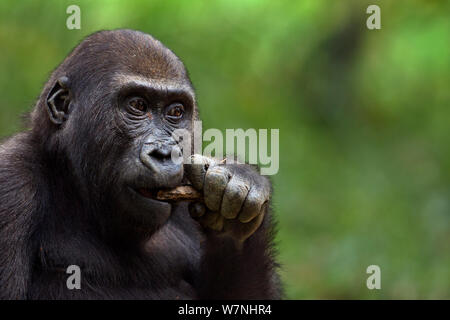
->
[46,76,71,125]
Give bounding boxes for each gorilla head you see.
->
[0,29,281,300]
[32,30,196,236]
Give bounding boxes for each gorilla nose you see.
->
[148,144,171,159]
[140,142,182,175]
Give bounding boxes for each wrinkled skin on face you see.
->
[109,78,195,233]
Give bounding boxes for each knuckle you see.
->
[239,191,263,223]
[204,172,228,211]
[246,194,262,210]
[205,167,229,189]
[226,181,248,201]
[220,179,248,219]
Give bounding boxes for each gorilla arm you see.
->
[0,135,39,299]
[184,155,282,299]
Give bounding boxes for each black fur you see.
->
[0,29,281,299]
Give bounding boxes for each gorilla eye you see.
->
[127,97,148,114]
[165,104,184,122]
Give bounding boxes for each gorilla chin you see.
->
[117,186,172,230]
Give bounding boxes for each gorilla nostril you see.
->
[148,148,170,160]
[147,142,178,161]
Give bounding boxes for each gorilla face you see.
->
[40,30,197,231]
[111,76,195,225]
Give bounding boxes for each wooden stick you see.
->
[156,185,203,202]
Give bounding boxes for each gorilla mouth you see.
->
[125,186,167,203]
[125,186,174,214]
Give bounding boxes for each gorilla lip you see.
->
[136,188,174,204]
[138,188,159,199]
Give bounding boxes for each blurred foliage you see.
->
[0,0,449,299]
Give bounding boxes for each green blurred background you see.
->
[0,0,449,299]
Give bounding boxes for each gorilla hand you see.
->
[184,155,271,242]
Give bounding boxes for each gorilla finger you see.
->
[238,188,267,223]
[184,154,217,190]
[220,177,249,219]
[224,212,265,241]
[204,166,230,212]
[188,202,206,218]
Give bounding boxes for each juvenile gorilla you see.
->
[0,29,281,299]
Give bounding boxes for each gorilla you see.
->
[0,29,281,299]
